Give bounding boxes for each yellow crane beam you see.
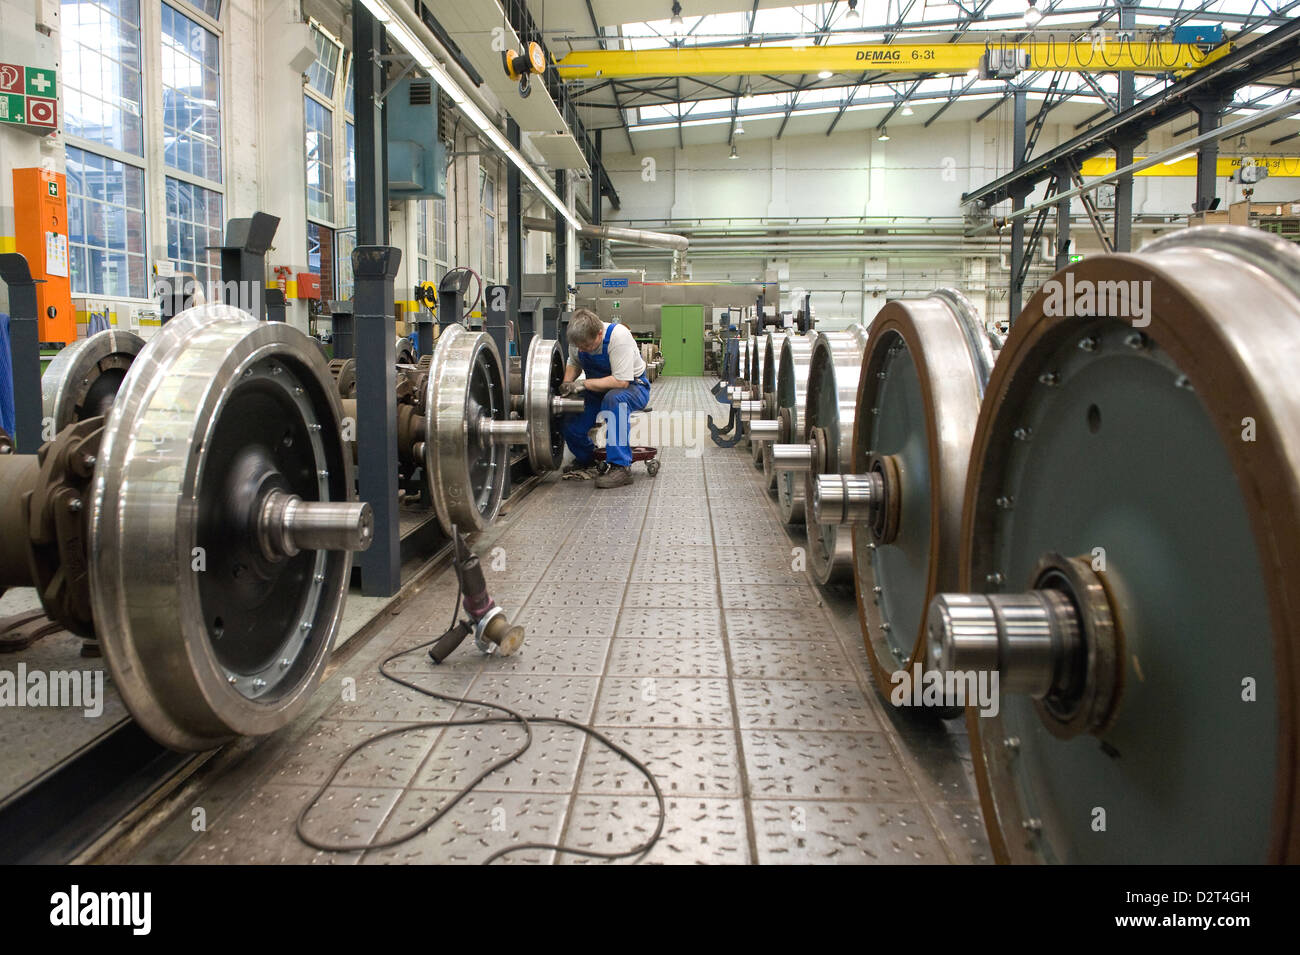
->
[553,40,1231,80]
[1079,156,1300,177]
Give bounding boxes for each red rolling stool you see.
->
[593,407,660,477]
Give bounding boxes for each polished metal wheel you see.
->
[89,304,367,751]
[42,328,145,432]
[930,227,1300,863]
[423,323,510,536]
[773,334,814,518]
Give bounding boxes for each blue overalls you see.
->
[562,322,650,468]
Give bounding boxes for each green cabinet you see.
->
[659,305,705,376]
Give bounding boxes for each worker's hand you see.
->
[562,379,586,396]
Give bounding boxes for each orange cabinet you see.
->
[13,167,73,343]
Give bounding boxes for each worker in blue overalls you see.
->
[560,307,650,489]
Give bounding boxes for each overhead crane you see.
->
[553,37,1231,81]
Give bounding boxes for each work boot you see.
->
[595,464,633,489]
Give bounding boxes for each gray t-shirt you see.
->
[568,321,647,382]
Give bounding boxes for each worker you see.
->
[560,307,650,489]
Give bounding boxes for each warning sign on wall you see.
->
[0,64,58,134]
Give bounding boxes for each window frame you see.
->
[60,0,229,304]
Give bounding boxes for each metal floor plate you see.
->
[134,377,990,865]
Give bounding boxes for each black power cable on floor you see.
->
[295,558,666,864]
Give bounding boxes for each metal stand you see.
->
[265,287,287,322]
[330,299,355,358]
[353,246,401,597]
[215,212,279,321]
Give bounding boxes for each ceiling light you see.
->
[967,68,980,79]
[729,144,738,160]
[1237,134,1249,150]
[670,1,684,35]
[901,106,914,116]
[1024,0,1042,27]
[878,128,890,141]
[734,118,745,135]
[845,0,861,24]
[818,70,833,80]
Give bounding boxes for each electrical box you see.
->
[13,167,74,343]
[296,272,321,299]
[386,78,448,199]
[1173,24,1223,45]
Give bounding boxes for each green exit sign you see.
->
[1069,254,1085,263]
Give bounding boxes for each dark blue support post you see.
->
[0,254,42,453]
[353,246,401,596]
[484,283,513,498]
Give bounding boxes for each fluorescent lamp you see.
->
[1164,151,1196,165]
[818,70,833,80]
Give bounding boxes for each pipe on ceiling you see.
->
[521,216,689,251]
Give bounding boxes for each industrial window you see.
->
[305,96,334,222]
[165,177,222,287]
[66,147,148,298]
[336,231,356,300]
[433,196,448,281]
[161,3,222,183]
[415,200,430,284]
[307,222,335,300]
[188,0,221,19]
[343,122,356,228]
[480,169,497,283]
[343,57,354,115]
[306,24,341,100]
[61,0,146,156]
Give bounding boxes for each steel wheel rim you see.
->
[424,323,508,536]
[524,336,565,472]
[851,293,988,698]
[962,232,1300,863]
[88,305,353,751]
[42,328,145,431]
[774,335,814,523]
[804,326,868,584]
